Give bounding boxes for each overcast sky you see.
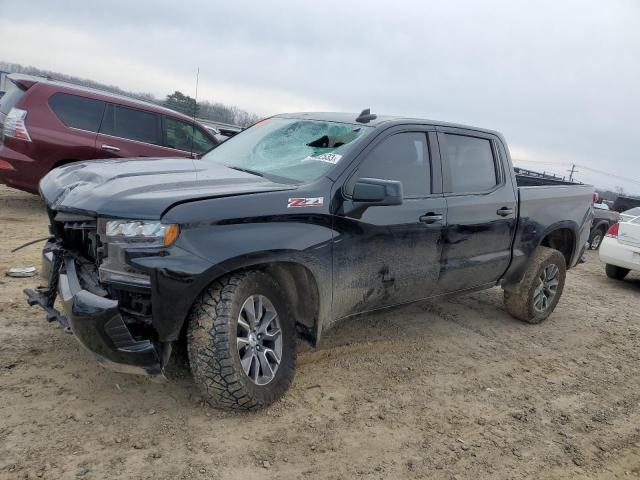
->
[1,0,639,191]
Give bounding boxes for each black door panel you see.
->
[332,127,446,319]
[439,193,516,292]
[436,129,517,292]
[332,197,446,318]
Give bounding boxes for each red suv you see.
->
[0,74,219,194]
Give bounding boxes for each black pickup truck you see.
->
[26,111,593,410]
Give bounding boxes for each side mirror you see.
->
[352,178,403,206]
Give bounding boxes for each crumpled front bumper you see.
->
[25,246,163,376]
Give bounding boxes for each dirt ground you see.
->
[1,184,640,480]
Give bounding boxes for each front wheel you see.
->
[187,271,296,410]
[504,246,567,324]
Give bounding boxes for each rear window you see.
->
[101,104,161,145]
[0,81,26,115]
[49,93,106,132]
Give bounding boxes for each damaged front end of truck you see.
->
[25,211,173,376]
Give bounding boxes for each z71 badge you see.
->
[287,197,324,208]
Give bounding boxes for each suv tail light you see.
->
[3,108,32,142]
[606,223,619,238]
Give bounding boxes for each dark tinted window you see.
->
[0,81,26,114]
[101,104,161,145]
[49,93,106,132]
[164,117,215,155]
[443,134,497,193]
[347,132,430,197]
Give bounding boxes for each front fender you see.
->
[131,218,335,343]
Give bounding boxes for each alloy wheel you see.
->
[533,264,560,313]
[236,294,283,385]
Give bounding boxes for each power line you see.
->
[575,164,640,186]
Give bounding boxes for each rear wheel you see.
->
[187,271,296,410]
[605,264,630,280]
[504,246,567,324]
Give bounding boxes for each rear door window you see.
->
[101,104,161,145]
[164,117,215,154]
[48,93,106,132]
[442,133,498,193]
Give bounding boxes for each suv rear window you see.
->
[49,93,106,132]
[0,81,26,115]
[101,104,161,145]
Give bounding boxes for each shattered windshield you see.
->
[202,118,373,183]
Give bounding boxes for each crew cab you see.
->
[25,111,593,410]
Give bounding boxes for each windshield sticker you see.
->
[288,197,324,208]
[303,153,343,165]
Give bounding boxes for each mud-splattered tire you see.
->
[503,246,567,324]
[605,264,629,280]
[187,271,296,411]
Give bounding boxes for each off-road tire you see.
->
[504,246,567,324]
[605,264,630,280]
[589,227,606,250]
[187,271,296,411]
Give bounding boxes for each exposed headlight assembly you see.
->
[105,220,180,247]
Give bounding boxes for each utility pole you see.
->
[568,164,577,182]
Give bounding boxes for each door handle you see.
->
[101,144,120,152]
[497,207,514,217]
[419,213,443,224]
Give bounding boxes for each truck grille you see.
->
[50,210,101,262]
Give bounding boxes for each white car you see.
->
[599,209,640,279]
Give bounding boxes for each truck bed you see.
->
[503,182,594,286]
[515,168,579,187]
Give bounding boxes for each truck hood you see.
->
[40,158,294,219]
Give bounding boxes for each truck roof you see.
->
[275,111,502,137]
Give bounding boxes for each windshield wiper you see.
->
[224,165,265,178]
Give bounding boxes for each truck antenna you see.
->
[190,67,200,158]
